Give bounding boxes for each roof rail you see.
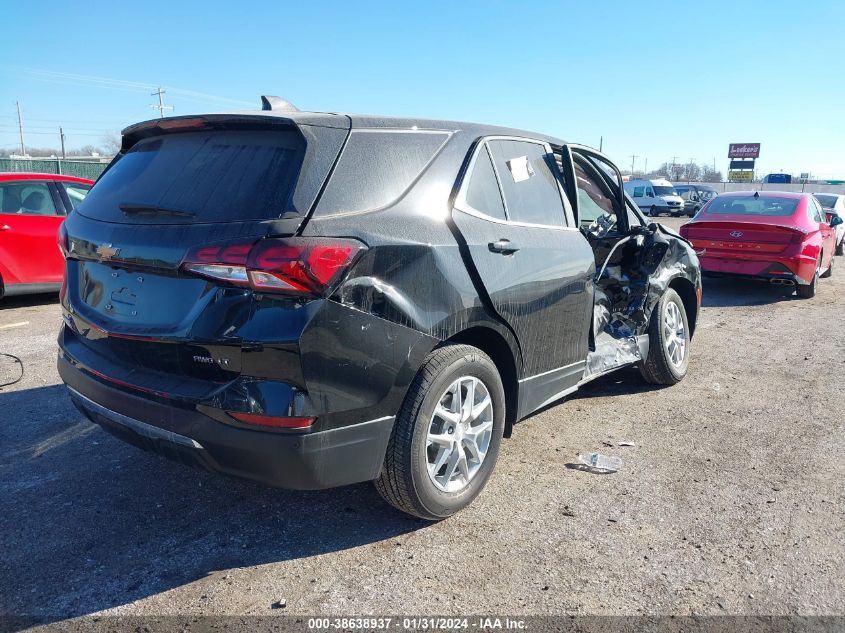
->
[260,95,299,112]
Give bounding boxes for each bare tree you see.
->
[652,163,672,178]
[100,133,121,156]
[700,165,723,182]
[681,162,701,182]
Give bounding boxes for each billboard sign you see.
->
[728,143,761,159]
[728,170,754,182]
[730,159,755,170]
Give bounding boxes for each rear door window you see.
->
[487,139,567,227]
[62,183,92,210]
[76,130,306,223]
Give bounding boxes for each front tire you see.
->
[374,344,505,520]
[649,205,657,217]
[639,288,690,385]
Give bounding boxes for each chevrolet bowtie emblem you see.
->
[95,243,120,259]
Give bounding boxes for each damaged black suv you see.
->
[58,97,701,520]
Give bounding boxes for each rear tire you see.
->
[639,288,690,385]
[374,344,505,521]
[797,261,819,298]
[821,252,833,278]
[836,238,844,256]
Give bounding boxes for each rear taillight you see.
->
[58,223,69,257]
[181,238,365,296]
[227,411,315,429]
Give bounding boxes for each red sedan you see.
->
[0,172,94,299]
[680,191,842,298]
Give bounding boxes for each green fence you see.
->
[0,157,110,181]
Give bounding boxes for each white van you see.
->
[624,178,685,216]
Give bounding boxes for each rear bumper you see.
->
[59,354,395,490]
[697,252,816,284]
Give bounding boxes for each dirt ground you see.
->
[1,217,843,626]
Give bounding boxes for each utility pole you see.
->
[59,127,66,159]
[150,87,174,118]
[671,156,678,180]
[599,136,603,152]
[15,101,26,156]
[643,157,648,176]
[629,154,638,176]
[688,158,695,183]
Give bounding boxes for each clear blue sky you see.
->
[2,1,844,178]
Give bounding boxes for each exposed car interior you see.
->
[554,146,665,379]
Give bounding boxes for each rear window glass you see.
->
[63,183,92,210]
[464,144,506,220]
[77,130,305,222]
[706,196,799,216]
[316,130,450,215]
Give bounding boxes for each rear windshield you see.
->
[706,196,799,216]
[814,194,837,208]
[77,130,305,223]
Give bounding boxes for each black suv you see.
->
[58,98,701,520]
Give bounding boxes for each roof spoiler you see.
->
[261,95,299,112]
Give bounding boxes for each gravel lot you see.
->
[1,217,843,626]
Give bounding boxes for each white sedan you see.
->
[815,193,845,255]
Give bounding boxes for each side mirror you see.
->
[830,215,844,227]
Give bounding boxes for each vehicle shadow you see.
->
[0,292,60,310]
[0,384,427,623]
[700,276,797,307]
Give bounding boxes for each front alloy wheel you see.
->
[663,300,687,368]
[640,288,691,385]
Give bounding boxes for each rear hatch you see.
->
[61,114,350,393]
[681,219,803,255]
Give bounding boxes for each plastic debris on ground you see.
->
[576,452,623,473]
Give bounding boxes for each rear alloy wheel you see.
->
[797,260,820,299]
[374,344,505,520]
[640,288,690,385]
[820,252,834,278]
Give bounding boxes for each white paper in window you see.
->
[507,156,534,183]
